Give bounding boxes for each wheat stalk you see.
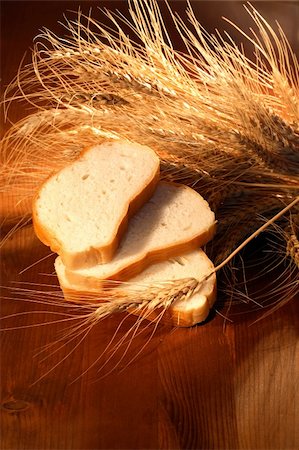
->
[284,206,299,269]
[1,0,298,321]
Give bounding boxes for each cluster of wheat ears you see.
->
[1,0,298,329]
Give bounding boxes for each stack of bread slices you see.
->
[33,140,217,327]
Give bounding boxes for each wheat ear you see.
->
[1,0,298,317]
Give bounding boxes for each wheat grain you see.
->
[1,0,298,321]
[284,209,299,268]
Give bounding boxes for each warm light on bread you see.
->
[56,182,216,289]
[56,249,217,327]
[33,140,160,269]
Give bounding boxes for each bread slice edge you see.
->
[32,141,160,269]
[56,250,217,327]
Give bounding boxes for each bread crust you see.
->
[65,224,216,288]
[32,141,160,269]
[130,278,217,327]
[64,181,216,288]
[59,274,217,327]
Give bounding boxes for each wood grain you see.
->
[1,2,299,449]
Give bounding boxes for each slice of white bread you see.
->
[33,141,160,269]
[56,182,216,289]
[56,249,217,327]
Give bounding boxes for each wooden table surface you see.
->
[1,2,298,449]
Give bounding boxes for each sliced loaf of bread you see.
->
[56,182,216,288]
[33,140,160,269]
[56,249,217,327]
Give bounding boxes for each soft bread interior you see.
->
[56,249,216,327]
[33,141,159,269]
[59,182,216,288]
